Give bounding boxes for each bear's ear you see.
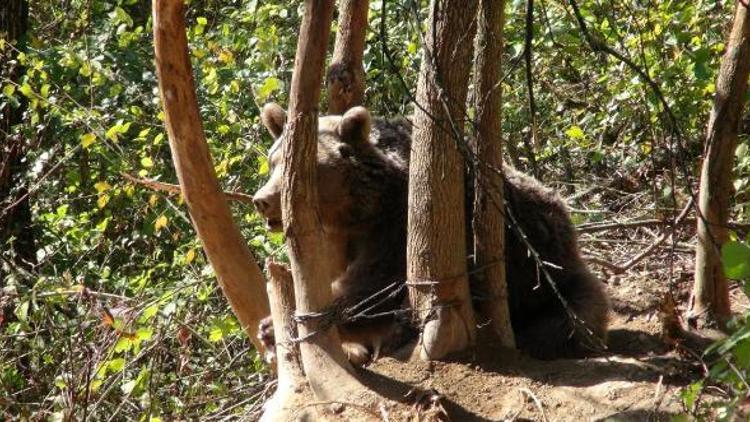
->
[261,103,286,138]
[337,106,371,146]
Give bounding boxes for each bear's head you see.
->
[252,102,374,233]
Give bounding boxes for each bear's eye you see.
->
[338,144,354,159]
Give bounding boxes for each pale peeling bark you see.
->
[473,0,515,349]
[260,261,318,422]
[327,0,369,114]
[152,0,269,352]
[691,3,750,328]
[407,0,479,360]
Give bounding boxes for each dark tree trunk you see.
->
[473,0,515,348]
[0,0,36,281]
[407,0,479,360]
[690,3,750,329]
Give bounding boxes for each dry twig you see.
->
[121,172,255,204]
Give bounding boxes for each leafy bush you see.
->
[0,0,742,419]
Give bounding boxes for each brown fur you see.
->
[253,103,609,363]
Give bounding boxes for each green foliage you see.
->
[1,0,294,418]
[0,0,745,419]
[723,241,750,280]
[683,239,750,420]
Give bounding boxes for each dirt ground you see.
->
[354,220,734,421]
[251,182,743,421]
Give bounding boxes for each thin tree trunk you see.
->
[691,3,750,328]
[280,1,390,410]
[407,0,479,360]
[0,0,36,281]
[327,0,369,114]
[473,0,515,349]
[152,0,269,353]
[260,260,317,421]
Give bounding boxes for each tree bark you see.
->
[152,0,269,352]
[690,3,750,328]
[327,0,369,114]
[0,0,36,282]
[260,260,317,421]
[407,0,479,360]
[472,0,515,349]
[281,1,391,411]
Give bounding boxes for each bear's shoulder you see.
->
[369,117,412,170]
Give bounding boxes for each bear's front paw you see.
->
[258,315,276,364]
[342,341,372,366]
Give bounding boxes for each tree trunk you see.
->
[152,0,269,353]
[260,260,317,421]
[407,0,479,360]
[472,0,515,349]
[280,1,393,412]
[690,3,750,329]
[0,0,36,282]
[327,0,369,114]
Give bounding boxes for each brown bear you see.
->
[252,103,609,364]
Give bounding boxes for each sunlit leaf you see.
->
[565,125,585,140]
[80,133,97,148]
[2,84,15,97]
[94,181,111,193]
[722,241,750,280]
[154,215,168,231]
[108,358,126,373]
[185,249,196,264]
[19,83,33,98]
[256,76,282,101]
[97,194,110,209]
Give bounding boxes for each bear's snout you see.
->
[252,184,282,231]
[252,193,271,214]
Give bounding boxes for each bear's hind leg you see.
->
[518,268,609,360]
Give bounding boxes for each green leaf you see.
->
[141,304,159,321]
[258,156,269,176]
[736,143,748,159]
[94,181,111,193]
[2,84,15,98]
[565,125,585,140]
[114,337,133,353]
[19,83,33,98]
[154,214,167,231]
[136,327,153,341]
[257,77,282,101]
[80,133,97,148]
[209,326,224,342]
[54,375,66,390]
[681,381,703,410]
[105,126,119,142]
[108,358,126,373]
[722,241,750,280]
[15,301,29,322]
[141,157,154,168]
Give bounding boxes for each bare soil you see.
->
[354,215,737,421]
[254,181,744,421]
